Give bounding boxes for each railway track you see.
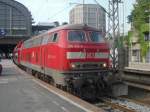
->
[103,99,136,112]
[120,96,150,107]
[95,97,150,112]
[95,98,136,112]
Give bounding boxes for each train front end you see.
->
[61,27,113,99]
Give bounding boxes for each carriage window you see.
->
[52,33,58,42]
[89,32,104,43]
[68,31,86,42]
[24,40,33,48]
[42,35,49,45]
[48,33,59,43]
[32,38,42,47]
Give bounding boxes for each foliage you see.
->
[127,0,150,61]
[124,31,133,47]
[140,23,149,33]
[127,12,134,23]
[139,32,149,58]
[132,0,149,29]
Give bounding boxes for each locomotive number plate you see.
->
[86,52,95,58]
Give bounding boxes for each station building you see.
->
[0,0,32,57]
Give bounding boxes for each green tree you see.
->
[132,0,150,30]
[128,0,150,62]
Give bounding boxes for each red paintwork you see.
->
[13,41,23,64]
[14,25,110,72]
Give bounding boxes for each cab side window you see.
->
[48,32,59,43]
[52,33,58,42]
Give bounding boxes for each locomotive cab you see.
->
[64,30,110,71]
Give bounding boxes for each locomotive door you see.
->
[40,34,49,74]
[40,47,45,74]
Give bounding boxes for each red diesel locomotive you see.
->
[13,24,113,99]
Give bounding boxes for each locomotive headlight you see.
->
[103,63,107,67]
[71,63,76,68]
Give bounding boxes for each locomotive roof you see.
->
[29,24,100,41]
[48,24,100,32]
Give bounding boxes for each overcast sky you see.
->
[15,0,136,33]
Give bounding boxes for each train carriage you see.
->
[13,41,23,65]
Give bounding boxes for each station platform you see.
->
[124,67,150,75]
[0,59,104,112]
[125,62,150,74]
[123,62,150,91]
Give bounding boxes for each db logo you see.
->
[86,52,95,58]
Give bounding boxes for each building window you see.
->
[144,32,150,41]
[132,50,137,56]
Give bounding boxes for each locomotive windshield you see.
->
[68,31,86,42]
[89,31,104,43]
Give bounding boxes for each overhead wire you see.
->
[32,0,48,23]
[47,3,72,20]
[32,0,70,23]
